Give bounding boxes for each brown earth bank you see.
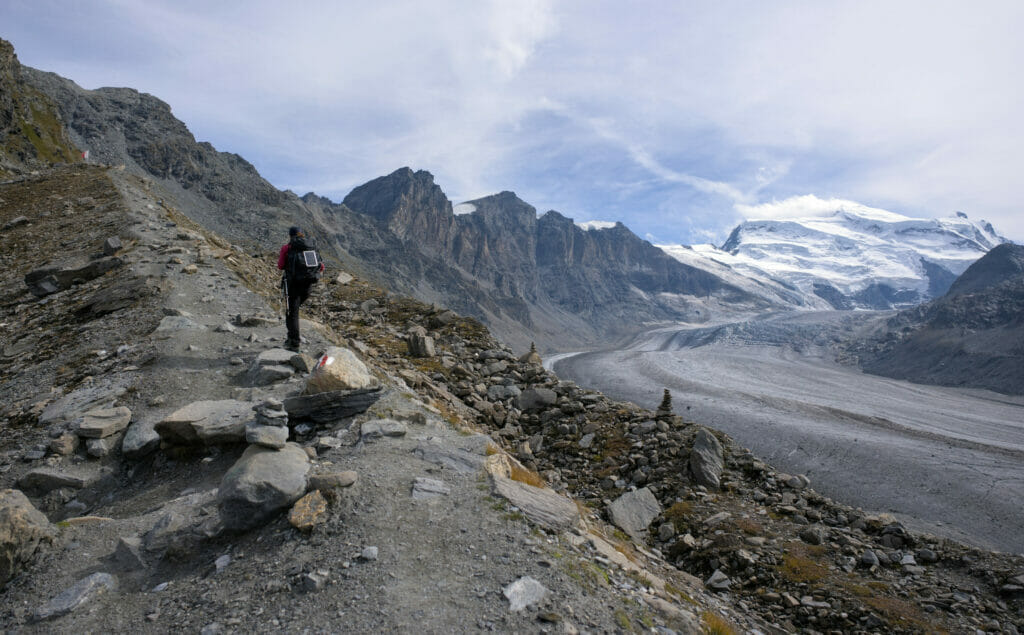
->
[1,165,1022,634]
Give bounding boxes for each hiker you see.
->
[278,226,324,351]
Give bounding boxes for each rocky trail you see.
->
[1,165,1022,634]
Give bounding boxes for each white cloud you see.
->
[736,195,911,222]
[3,0,1023,241]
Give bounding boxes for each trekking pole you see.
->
[280,275,288,322]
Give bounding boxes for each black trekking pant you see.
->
[285,280,311,343]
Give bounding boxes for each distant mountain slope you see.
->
[15,43,783,351]
[845,243,1024,395]
[0,39,79,177]
[684,200,1007,310]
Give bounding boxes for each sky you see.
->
[3,1,1023,244]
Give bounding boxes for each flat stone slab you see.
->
[32,572,117,621]
[361,419,408,440]
[309,471,358,490]
[411,477,450,500]
[255,348,296,366]
[154,315,205,332]
[39,378,131,426]
[284,387,382,424]
[17,467,102,494]
[77,406,132,439]
[608,487,662,540]
[251,364,294,386]
[491,475,580,532]
[156,400,255,445]
[413,440,487,474]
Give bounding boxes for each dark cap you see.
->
[288,226,301,236]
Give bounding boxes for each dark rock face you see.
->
[343,168,455,256]
[848,243,1024,395]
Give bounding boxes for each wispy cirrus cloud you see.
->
[2,0,1022,243]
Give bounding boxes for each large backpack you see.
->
[286,237,321,285]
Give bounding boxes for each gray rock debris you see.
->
[503,576,548,611]
[32,572,117,621]
[608,487,662,540]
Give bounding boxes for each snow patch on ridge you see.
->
[453,202,476,215]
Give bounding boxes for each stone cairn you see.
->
[245,399,289,449]
[655,388,673,419]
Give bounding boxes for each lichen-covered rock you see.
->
[1,489,55,588]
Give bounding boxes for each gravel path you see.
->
[554,314,1024,555]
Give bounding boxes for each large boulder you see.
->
[303,347,377,394]
[607,487,662,541]
[689,427,724,490]
[516,387,557,412]
[407,327,436,358]
[121,417,160,459]
[1,489,55,588]
[218,443,310,531]
[155,400,255,445]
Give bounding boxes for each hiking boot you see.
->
[284,339,300,352]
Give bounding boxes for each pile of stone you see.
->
[245,399,288,449]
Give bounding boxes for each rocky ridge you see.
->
[0,39,80,178]
[841,243,1024,395]
[19,46,785,353]
[2,165,1021,633]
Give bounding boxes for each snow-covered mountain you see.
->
[661,199,1008,310]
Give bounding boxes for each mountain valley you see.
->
[2,37,1024,634]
